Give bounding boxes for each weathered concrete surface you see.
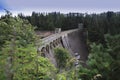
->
[67,30,88,63]
[36,31,54,38]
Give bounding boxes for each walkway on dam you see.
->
[42,29,78,45]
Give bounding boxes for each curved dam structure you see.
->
[37,27,88,67]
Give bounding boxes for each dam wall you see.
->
[37,28,88,67]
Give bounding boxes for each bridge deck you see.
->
[42,29,79,45]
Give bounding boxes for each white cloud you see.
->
[0,0,119,15]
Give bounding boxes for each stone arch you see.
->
[55,39,58,45]
[56,38,60,44]
[53,40,56,47]
[58,37,61,44]
[46,45,50,53]
[60,36,65,48]
[41,47,46,57]
[50,42,54,49]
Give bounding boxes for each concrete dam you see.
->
[37,27,88,67]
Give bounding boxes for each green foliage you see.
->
[54,47,71,69]
[53,47,79,80]
[56,73,67,80]
[105,34,120,80]
[0,16,37,49]
[54,47,78,80]
[0,42,56,80]
[87,43,113,79]
[0,15,56,80]
[105,34,120,59]
[78,65,93,80]
[78,36,120,80]
[56,68,80,80]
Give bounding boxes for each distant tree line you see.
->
[17,11,120,32]
[17,12,84,30]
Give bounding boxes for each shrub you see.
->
[54,47,71,69]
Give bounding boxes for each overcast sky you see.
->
[0,0,120,15]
